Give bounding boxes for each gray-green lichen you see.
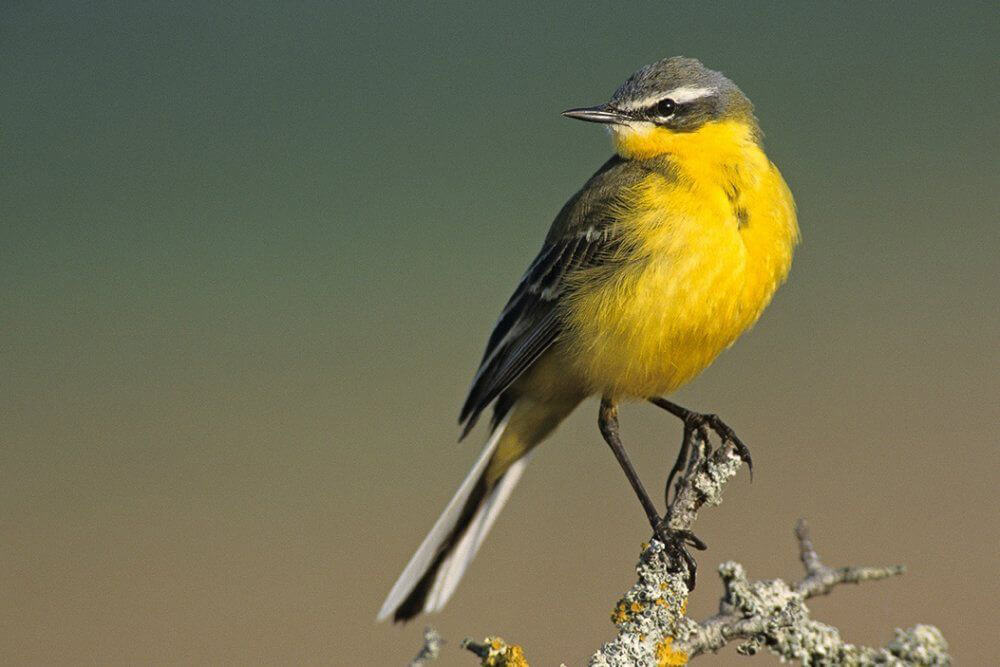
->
[665,442,743,533]
[589,540,696,666]
[684,558,950,665]
[589,428,950,667]
[591,516,951,666]
[472,435,951,666]
[590,435,749,666]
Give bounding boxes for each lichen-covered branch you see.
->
[588,429,950,666]
[792,519,904,599]
[663,431,745,536]
[589,431,747,666]
[459,431,950,666]
[591,518,950,665]
[672,548,944,663]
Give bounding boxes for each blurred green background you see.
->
[2,2,997,664]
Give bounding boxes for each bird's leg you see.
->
[598,397,661,530]
[649,397,753,478]
[598,398,705,590]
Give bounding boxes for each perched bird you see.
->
[378,56,799,622]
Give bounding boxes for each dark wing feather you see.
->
[458,155,656,438]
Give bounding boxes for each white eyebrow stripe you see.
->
[664,86,715,103]
[620,86,716,111]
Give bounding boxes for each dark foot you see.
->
[653,520,707,590]
[696,413,752,472]
[650,398,753,483]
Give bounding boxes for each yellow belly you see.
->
[561,153,798,398]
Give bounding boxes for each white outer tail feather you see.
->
[377,414,528,621]
[425,450,532,612]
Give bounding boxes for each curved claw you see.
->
[701,413,753,480]
[728,434,753,479]
[683,531,708,551]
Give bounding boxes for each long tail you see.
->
[377,413,529,622]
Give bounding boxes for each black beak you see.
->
[561,103,631,125]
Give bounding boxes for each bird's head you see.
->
[563,57,760,160]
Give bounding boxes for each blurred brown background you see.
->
[2,2,997,665]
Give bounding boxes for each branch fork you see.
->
[428,426,949,665]
[590,427,949,666]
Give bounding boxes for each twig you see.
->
[409,626,443,666]
[668,520,949,664]
[793,519,905,599]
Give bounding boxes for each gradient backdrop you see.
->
[3,2,997,665]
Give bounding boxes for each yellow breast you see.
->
[561,120,799,398]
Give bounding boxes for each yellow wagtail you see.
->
[379,56,799,622]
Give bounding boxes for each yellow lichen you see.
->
[655,637,689,666]
[475,637,530,667]
[490,644,527,667]
[611,600,629,624]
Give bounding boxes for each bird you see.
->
[378,56,799,623]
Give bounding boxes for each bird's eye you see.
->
[653,98,676,117]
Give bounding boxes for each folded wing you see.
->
[458,155,653,437]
